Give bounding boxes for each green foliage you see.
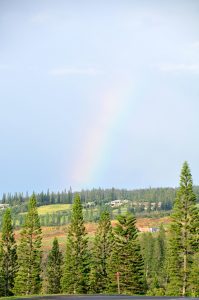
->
[61,194,90,294]
[140,225,167,294]
[140,232,154,281]
[1,209,17,296]
[107,214,146,294]
[90,210,113,293]
[13,194,42,296]
[0,185,184,227]
[45,237,63,294]
[166,161,199,296]
[0,243,5,297]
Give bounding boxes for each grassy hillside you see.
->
[37,204,71,215]
[0,217,170,253]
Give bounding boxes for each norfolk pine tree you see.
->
[166,161,199,296]
[13,194,42,295]
[45,237,63,294]
[1,208,17,296]
[0,242,5,297]
[107,214,146,294]
[90,210,113,293]
[61,194,90,294]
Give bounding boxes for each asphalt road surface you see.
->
[15,295,199,300]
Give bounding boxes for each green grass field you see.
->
[37,204,71,215]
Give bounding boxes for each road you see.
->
[15,295,199,300]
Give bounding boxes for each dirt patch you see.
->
[0,217,170,252]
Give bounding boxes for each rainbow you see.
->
[71,77,133,188]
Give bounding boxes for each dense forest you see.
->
[0,162,199,297]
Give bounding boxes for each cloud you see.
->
[49,67,101,76]
[158,63,199,73]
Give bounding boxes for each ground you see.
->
[0,217,170,253]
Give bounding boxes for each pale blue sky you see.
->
[0,0,199,195]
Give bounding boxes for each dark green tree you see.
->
[152,225,166,284]
[0,243,5,297]
[13,194,42,295]
[166,162,199,296]
[140,232,154,281]
[45,237,63,294]
[1,209,17,296]
[107,214,146,294]
[189,252,199,296]
[90,210,113,293]
[61,194,90,293]
[142,225,166,295]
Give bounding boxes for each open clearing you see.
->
[19,204,71,216]
[0,217,171,252]
[36,204,71,215]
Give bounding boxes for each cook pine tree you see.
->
[0,208,17,296]
[107,213,146,294]
[90,210,113,293]
[61,194,90,293]
[45,237,63,294]
[0,242,5,297]
[166,161,199,296]
[13,194,42,295]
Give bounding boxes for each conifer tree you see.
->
[144,226,166,295]
[61,194,90,294]
[152,225,166,283]
[90,210,113,293]
[1,209,17,296]
[140,232,154,281]
[45,237,63,294]
[0,243,5,297]
[13,194,42,295]
[166,161,199,296]
[107,214,146,294]
[189,252,199,296]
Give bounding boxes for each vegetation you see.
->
[44,237,63,294]
[140,226,166,295]
[61,194,90,293]
[107,214,146,294]
[13,194,42,296]
[1,209,17,296]
[0,161,198,298]
[166,162,199,296]
[90,210,113,293]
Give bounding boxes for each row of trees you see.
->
[0,195,42,296]
[0,200,171,230]
[2,186,185,210]
[0,162,198,297]
[0,194,146,296]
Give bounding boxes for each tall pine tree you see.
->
[0,242,5,297]
[90,210,113,293]
[13,194,42,295]
[1,208,17,296]
[107,214,146,294]
[45,237,63,294]
[61,194,90,294]
[166,161,199,296]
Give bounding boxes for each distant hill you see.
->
[0,186,199,228]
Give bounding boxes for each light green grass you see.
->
[37,204,71,215]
